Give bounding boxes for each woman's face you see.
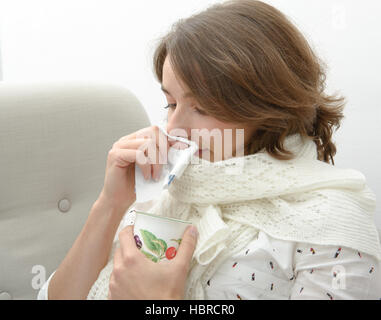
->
[162,55,255,162]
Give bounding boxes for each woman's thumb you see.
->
[175,225,198,263]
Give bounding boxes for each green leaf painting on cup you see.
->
[170,238,182,245]
[152,239,167,253]
[139,229,168,262]
[140,249,158,263]
[140,229,162,256]
[139,229,184,262]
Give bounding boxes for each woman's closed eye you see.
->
[164,103,206,115]
[164,103,177,110]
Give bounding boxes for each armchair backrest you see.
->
[0,81,150,299]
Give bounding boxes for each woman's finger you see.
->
[118,225,144,260]
[120,126,170,159]
[113,138,152,165]
[139,126,170,164]
[174,225,198,269]
[109,148,151,179]
[115,134,167,181]
[116,138,155,180]
[113,138,150,151]
[150,144,163,181]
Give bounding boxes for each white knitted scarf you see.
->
[87,133,381,300]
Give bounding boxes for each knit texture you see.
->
[87,133,380,300]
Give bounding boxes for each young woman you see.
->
[40,0,381,300]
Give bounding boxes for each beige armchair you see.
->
[0,81,150,299]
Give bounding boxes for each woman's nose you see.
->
[166,104,191,130]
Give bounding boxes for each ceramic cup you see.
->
[126,209,192,263]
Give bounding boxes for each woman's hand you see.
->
[98,125,169,213]
[108,224,198,300]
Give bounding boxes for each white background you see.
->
[0,0,380,228]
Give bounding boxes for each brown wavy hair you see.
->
[152,0,346,164]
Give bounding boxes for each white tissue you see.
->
[134,125,198,203]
